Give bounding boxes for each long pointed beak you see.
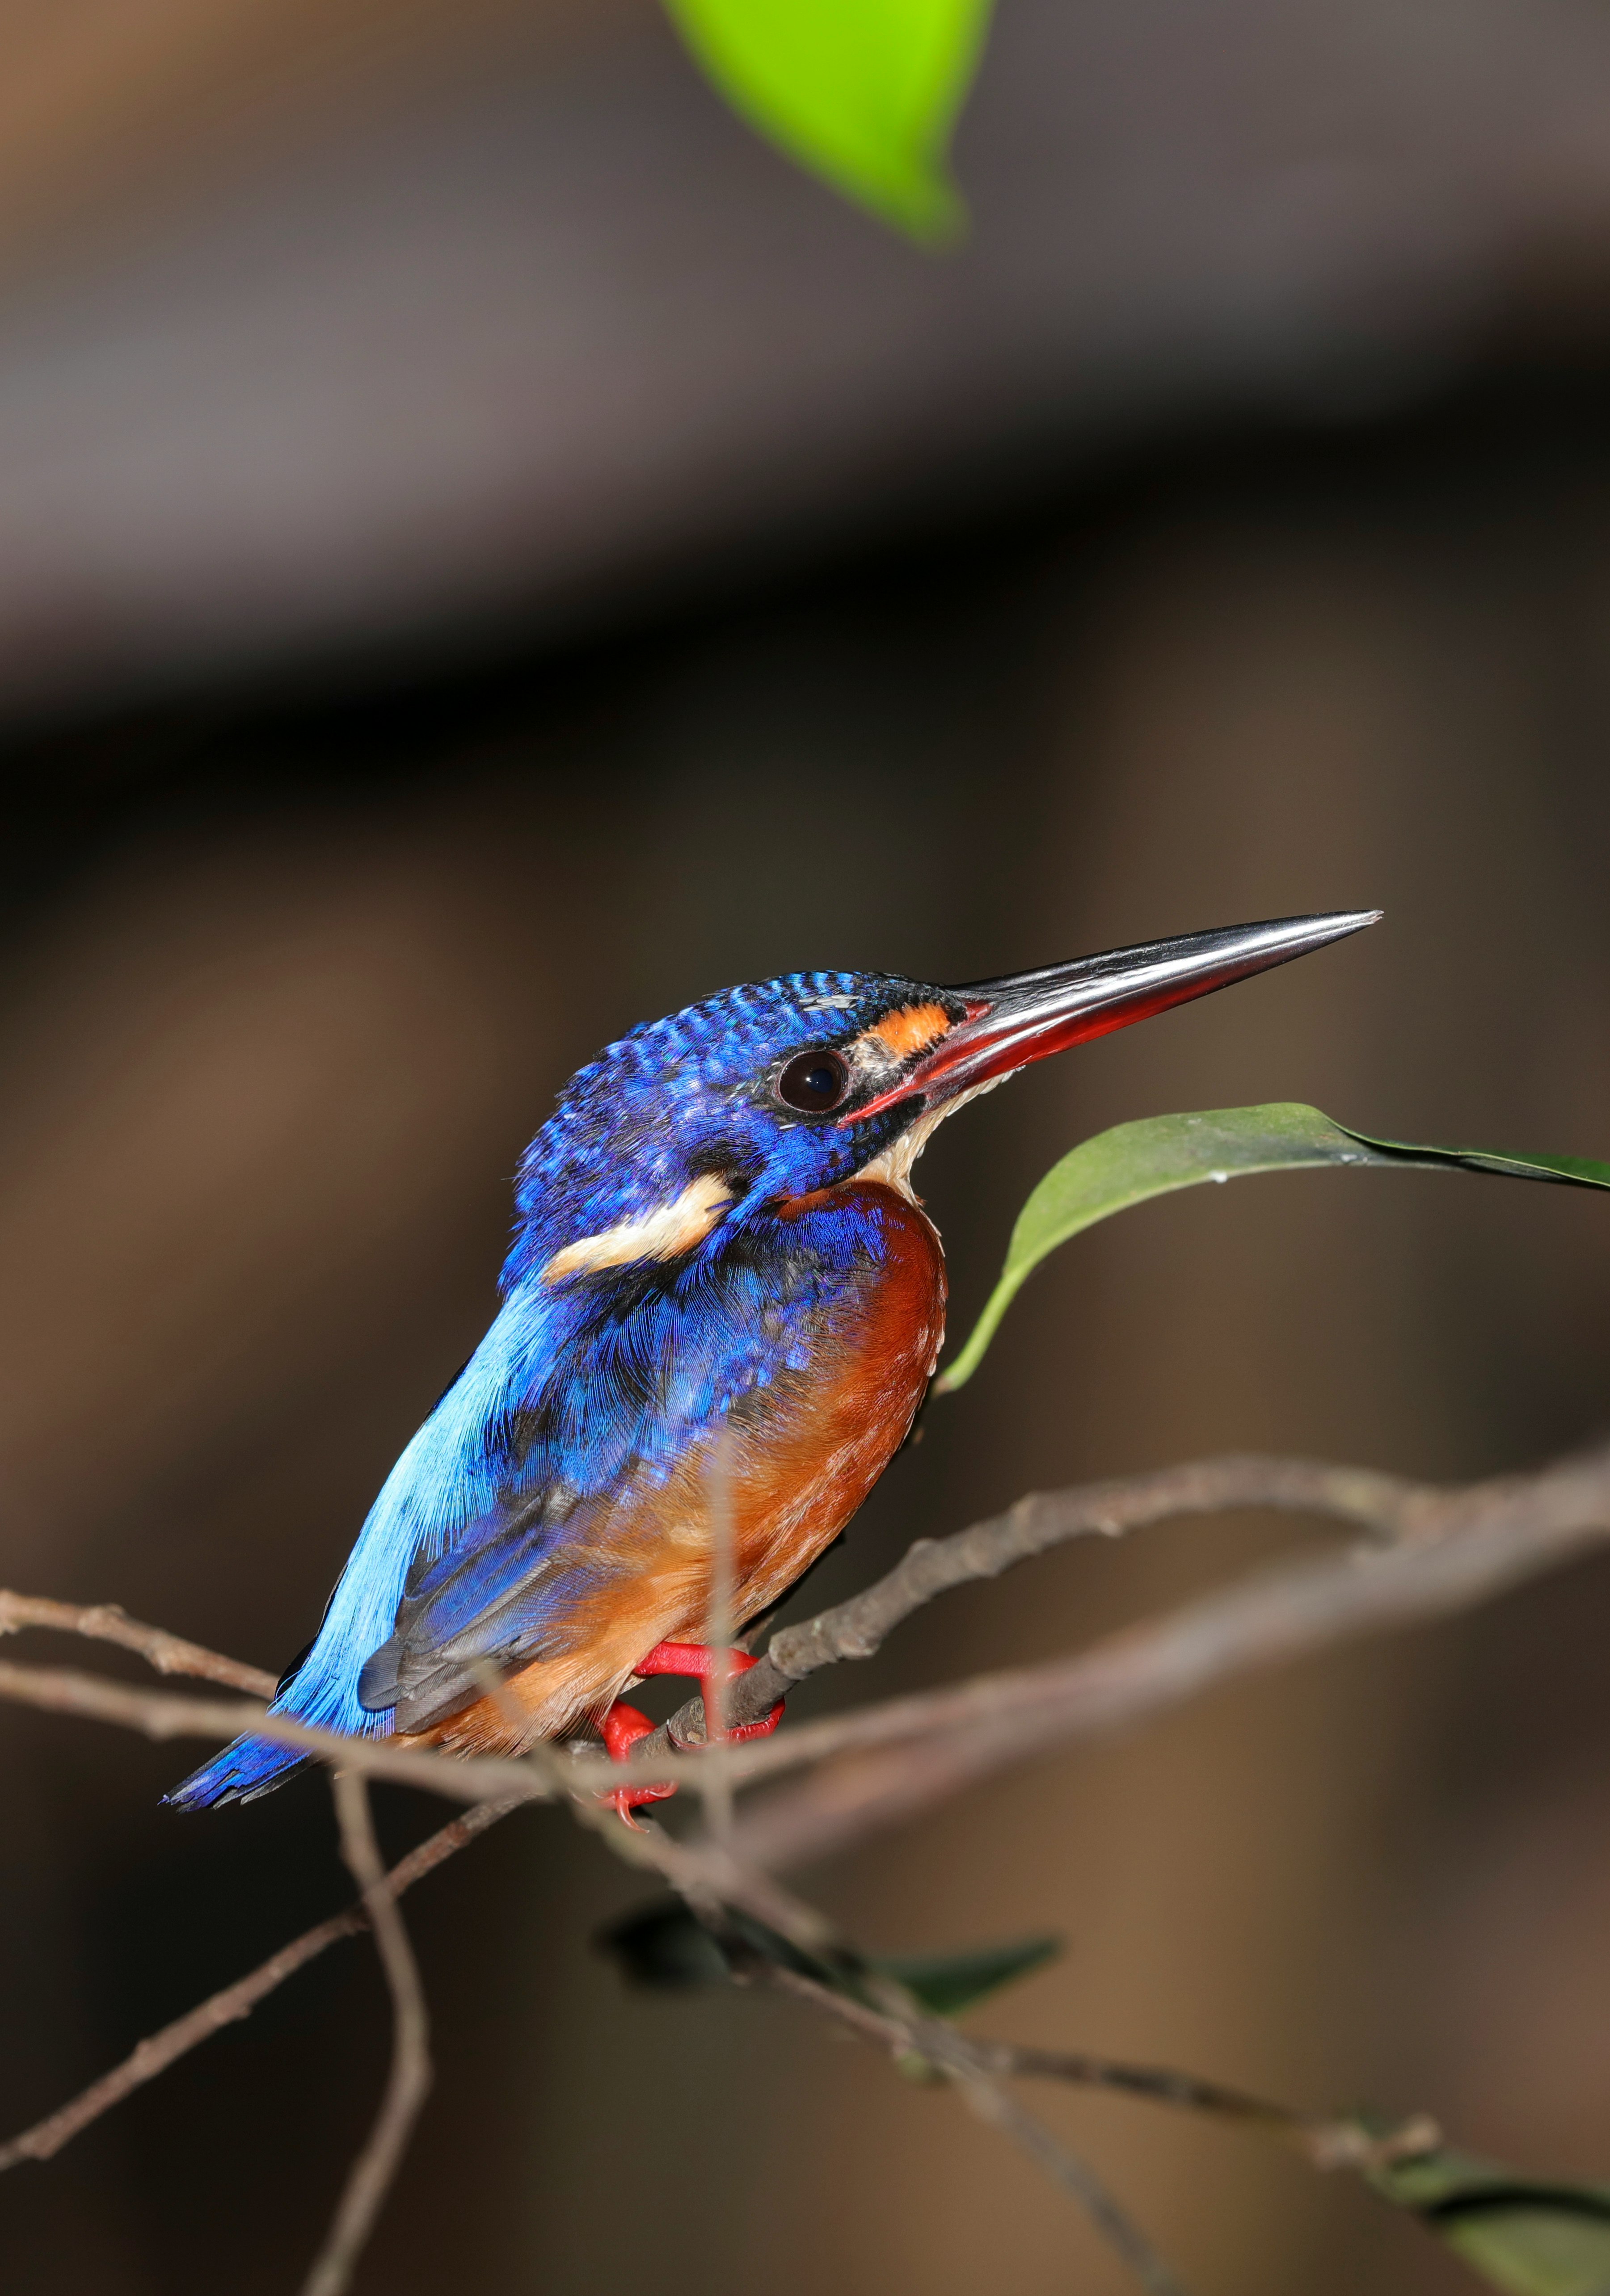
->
[848,909,1382,1123]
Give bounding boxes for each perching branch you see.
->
[634,1452,1436,1763]
[0,1451,1435,1806]
[717,1439,1610,1867]
[300,1772,433,2296]
[8,1436,1610,2289]
[10,1443,1610,1857]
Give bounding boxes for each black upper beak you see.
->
[847,910,1382,1122]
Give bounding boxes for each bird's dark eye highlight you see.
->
[775,1048,851,1115]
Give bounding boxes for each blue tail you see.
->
[167,1727,310,1809]
[166,1655,398,1808]
[166,1640,402,1809]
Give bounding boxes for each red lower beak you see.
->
[847,910,1381,1123]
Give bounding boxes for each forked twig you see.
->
[728,1934,1194,2292]
[0,1800,514,2173]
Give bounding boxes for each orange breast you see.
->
[417,1180,946,1755]
[731,1180,946,1614]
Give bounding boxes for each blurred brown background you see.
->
[4,2,1610,2292]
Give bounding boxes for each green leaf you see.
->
[938,1103,1610,1392]
[1370,2143,1610,2296]
[878,1933,1060,2016]
[597,1895,1058,2018]
[661,0,993,240]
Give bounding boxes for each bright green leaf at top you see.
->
[938,1102,1610,1392]
[1370,2142,1610,2296]
[662,0,994,240]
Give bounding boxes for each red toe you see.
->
[598,1698,677,1824]
[633,1640,755,1682]
[725,1701,785,1743]
[630,1641,780,1735]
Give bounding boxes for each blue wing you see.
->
[169,1215,854,1807]
[353,1233,845,1731]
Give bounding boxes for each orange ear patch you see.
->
[865,1003,951,1061]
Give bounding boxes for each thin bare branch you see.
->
[0,1801,516,2174]
[2,1440,1518,2283]
[579,1784,1194,2290]
[0,1660,548,1805]
[580,1787,1197,2296]
[634,1452,1435,1763]
[0,1567,1404,2293]
[3,1442,1598,2195]
[301,1772,433,2296]
[965,2043,1439,2172]
[724,1441,1610,1867]
[0,1590,276,1695]
[753,1967,1435,2171]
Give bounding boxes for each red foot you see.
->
[598,1699,677,1825]
[597,1644,786,1826]
[634,1641,785,1741]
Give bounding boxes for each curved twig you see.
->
[300,1772,433,2296]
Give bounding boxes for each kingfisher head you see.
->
[506,909,1379,1290]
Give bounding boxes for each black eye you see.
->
[775,1047,852,1115]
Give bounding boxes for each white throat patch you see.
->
[857,1075,1006,1202]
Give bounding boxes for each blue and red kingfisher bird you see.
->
[172,909,1376,1819]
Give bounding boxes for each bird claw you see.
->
[633,1640,747,1683]
[597,1699,678,1825]
[635,1640,785,1741]
[597,1643,786,1824]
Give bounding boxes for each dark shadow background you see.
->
[4,5,1610,2292]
